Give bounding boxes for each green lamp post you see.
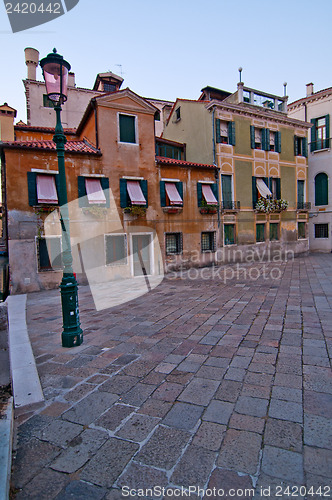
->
[40,49,83,348]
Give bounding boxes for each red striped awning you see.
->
[202,184,218,205]
[165,182,183,205]
[85,178,106,204]
[127,180,146,205]
[36,174,58,204]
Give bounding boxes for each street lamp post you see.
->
[40,49,83,348]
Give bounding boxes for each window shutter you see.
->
[100,177,110,208]
[120,179,128,208]
[315,173,328,206]
[252,176,258,208]
[275,131,281,153]
[211,182,219,202]
[228,121,236,146]
[294,136,298,156]
[263,177,269,189]
[140,180,148,206]
[250,125,255,149]
[77,176,88,208]
[262,129,270,151]
[160,181,166,207]
[176,181,183,202]
[297,180,304,204]
[276,178,281,199]
[216,119,221,143]
[197,182,203,207]
[221,175,232,206]
[325,114,330,149]
[54,174,61,205]
[269,177,273,193]
[27,172,37,206]
[303,137,308,158]
[310,119,316,152]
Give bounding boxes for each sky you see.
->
[0,0,331,123]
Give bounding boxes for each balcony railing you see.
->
[310,138,331,152]
[297,202,311,210]
[221,201,241,210]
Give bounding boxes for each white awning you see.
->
[85,178,106,204]
[256,178,272,198]
[165,182,183,205]
[36,174,58,204]
[127,180,146,205]
[202,184,218,205]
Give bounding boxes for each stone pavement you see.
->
[10,254,332,499]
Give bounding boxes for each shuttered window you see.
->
[119,114,136,143]
[78,176,110,208]
[311,115,330,151]
[314,173,328,206]
[216,119,235,145]
[256,224,265,242]
[37,237,62,272]
[197,182,218,207]
[120,179,148,208]
[105,234,127,266]
[221,175,232,208]
[269,223,279,241]
[224,224,235,245]
[160,181,183,207]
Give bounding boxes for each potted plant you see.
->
[255,198,288,213]
[124,206,147,217]
[199,201,218,214]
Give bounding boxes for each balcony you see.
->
[310,138,331,153]
[297,202,311,211]
[221,201,241,211]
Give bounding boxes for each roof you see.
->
[165,98,209,127]
[156,156,216,169]
[14,124,77,135]
[155,137,185,148]
[199,86,232,101]
[1,139,101,155]
[289,86,332,108]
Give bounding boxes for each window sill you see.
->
[118,141,138,146]
[312,148,330,154]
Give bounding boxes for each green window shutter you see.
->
[176,181,184,202]
[140,180,148,206]
[160,181,166,207]
[38,238,51,270]
[315,173,328,206]
[269,177,273,193]
[297,180,304,204]
[119,114,136,143]
[77,176,88,208]
[262,129,270,151]
[252,177,258,208]
[325,114,330,149]
[221,175,232,206]
[270,223,279,241]
[216,119,221,143]
[294,136,299,156]
[100,177,110,208]
[211,182,219,202]
[276,178,281,199]
[311,119,316,152]
[54,174,61,205]
[27,172,37,206]
[197,182,203,207]
[224,224,235,245]
[263,177,269,192]
[303,137,308,157]
[256,224,265,242]
[120,179,128,208]
[250,125,255,149]
[275,131,281,153]
[228,121,236,146]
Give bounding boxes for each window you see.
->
[119,114,136,143]
[269,223,279,241]
[298,222,306,239]
[250,127,281,152]
[37,237,62,272]
[78,176,110,208]
[314,173,328,206]
[201,232,216,252]
[43,94,54,108]
[315,224,328,239]
[160,181,183,207]
[256,223,265,242]
[155,143,182,159]
[105,234,127,266]
[104,83,116,92]
[197,182,218,207]
[175,107,181,121]
[155,111,161,121]
[311,115,330,151]
[224,224,235,245]
[165,233,182,255]
[221,174,233,209]
[216,119,236,146]
[294,136,308,157]
[27,172,59,206]
[252,177,280,208]
[297,180,305,209]
[269,178,278,200]
[120,179,148,207]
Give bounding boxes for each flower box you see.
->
[163,207,183,214]
[200,207,217,214]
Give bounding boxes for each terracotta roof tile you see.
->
[156,156,216,169]
[1,139,101,155]
[14,124,77,134]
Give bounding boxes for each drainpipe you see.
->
[212,106,221,229]
[92,99,99,149]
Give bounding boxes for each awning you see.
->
[165,182,183,205]
[127,180,146,205]
[256,178,272,198]
[85,178,106,204]
[36,174,58,204]
[202,184,218,205]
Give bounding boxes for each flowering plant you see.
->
[255,198,288,213]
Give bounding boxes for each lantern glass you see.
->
[40,50,71,104]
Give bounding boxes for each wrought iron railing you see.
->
[221,201,241,210]
[310,138,331,152]
[297,202,311,210]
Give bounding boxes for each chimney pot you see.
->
[24,47,39,81]
[306,83,314,97]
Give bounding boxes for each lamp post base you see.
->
[60,273,83,348]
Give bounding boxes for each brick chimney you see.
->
[68,72,75,87]
[0,103,17,141]
[306,83,314,97]
[24,47,39,81]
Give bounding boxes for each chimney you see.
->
[306,83,314,97]
[25,47,39,80]
[68,72,75,87]
[0,103,17,141]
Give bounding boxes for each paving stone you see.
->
[217,429,262,475]
[229,356,252,369]
[116,414,159,442]
[152,381,183,402]
[51,428,108,473]
[123,360,156,378]
[63,383,95,402]
[41,402,72,417]
[271,386,302,403]
[229,413,265,434]
[195,365,226,380]
[112,354,139,366]
[204,357,230,368]
[254,473,300,499]
[178,378,219,406]
[192,422,226,451]
[163,402,203,431]
[99,375,140,395]
[224,367,246,382]
[304,446,332,478]
[202,400,234,425]
[304,390,332,418]
[268,399,303,423]
[11,438,61,489]
[87,374,110,385]
[274,373,302,389]
[136,425,191,469]
[214,380,242,402]
[205,468,254,499]
[142,371,165,385]
[304,415,332,449]
[248,362,276,375]
[95,404,135,431]
[15,468,69,500]
[139,399,172,419]
[16,414,52,443]
[155,362,177,374]
[105,488,141,500]
[304,371,332,394]
[34,419,83,448]
[171,444,216,488]
[305,473,332,494]
[166,370,194,385]
[177,360,201,373]
[241,384,271,399]
[117,461,168,491]
[235,396,268,418]
[55,480,107,500]
[261,446,304,483]
[62,391,118,425]
[121,383,155,406]
[264,418,303,452]
[244,372,274,387]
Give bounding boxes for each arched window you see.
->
[315,173,328,206]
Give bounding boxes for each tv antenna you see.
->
[115,64,124,77]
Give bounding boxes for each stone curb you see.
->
[0,396,14,500]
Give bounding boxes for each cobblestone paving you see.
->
[11,255,332,499]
